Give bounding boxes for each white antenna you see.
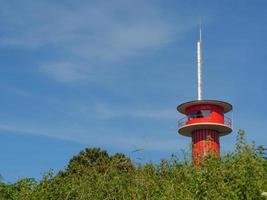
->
[197,24,202,100]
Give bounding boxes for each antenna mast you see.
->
[197,26,202,100]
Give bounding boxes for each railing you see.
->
[224,116,232,127]
[178,117,187,128]
[178,115,232,128]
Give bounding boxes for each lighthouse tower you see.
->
[177,29,233,164]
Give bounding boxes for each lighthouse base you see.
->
[192,129,219,164]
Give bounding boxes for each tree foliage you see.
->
[0,130,266,200]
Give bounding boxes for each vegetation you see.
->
[0,130,266,199]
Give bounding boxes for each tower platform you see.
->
[177,100,232,137]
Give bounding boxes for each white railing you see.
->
[178,116,232,128]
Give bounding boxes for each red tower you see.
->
[177,30,233,164]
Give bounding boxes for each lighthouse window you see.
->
[188,110,210,120]
[201,110,211,118]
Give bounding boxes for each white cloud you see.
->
[39,62,90,82]
[0,1,194,152]
[0,123,76,142]
[0,1,195,82]
[94,103,176,119]
[0,122,183,152]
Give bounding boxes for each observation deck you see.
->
[177,100,233,137]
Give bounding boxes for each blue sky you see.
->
[0,0,267,182]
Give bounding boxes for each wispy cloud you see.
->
[0,122,183,152]
[39,62,90,82]
[0,0,195,153]
[93,102,177,120]
[0,0,195,82]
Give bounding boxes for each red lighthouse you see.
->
[177,30,232,164]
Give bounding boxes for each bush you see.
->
[0,130,266,200]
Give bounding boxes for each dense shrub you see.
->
[0,130,266,200]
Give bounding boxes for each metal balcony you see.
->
[178,115,232,129]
